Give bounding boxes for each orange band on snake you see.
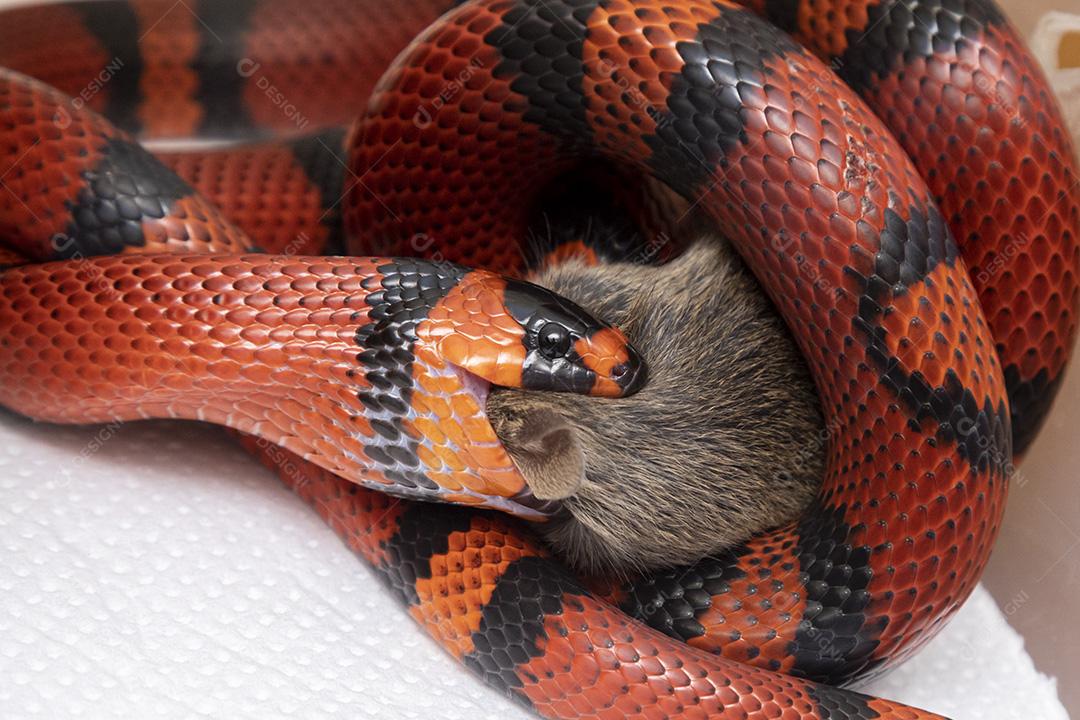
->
[0,0,1076,718]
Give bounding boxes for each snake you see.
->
[0,0,1076,718]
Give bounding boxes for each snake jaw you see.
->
[399,339,554,519]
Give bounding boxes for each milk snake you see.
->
[0,0,1076,718]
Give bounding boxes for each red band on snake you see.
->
[0,0,1076,718]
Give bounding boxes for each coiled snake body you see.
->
[0,0,1076,718]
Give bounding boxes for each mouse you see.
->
[487,235,825,575]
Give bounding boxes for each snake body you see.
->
[0,1,1077,718]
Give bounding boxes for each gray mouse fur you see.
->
[486,237,825,575]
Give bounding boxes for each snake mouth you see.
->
[483,380,592,517]
[507,484,564,517]
[438,363,563,520]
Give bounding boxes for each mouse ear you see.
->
[501,408,585,501]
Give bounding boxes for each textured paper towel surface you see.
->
[1032,12,1080,142]
[0,415,1067,720]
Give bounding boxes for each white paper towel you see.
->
[1032,12,1080,143]
[0,414,1067,720]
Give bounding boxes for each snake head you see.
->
[416,271,647,398]
[358,262,645,519]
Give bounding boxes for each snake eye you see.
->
[538,322,572,360]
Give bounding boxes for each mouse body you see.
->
[488,237,825,574]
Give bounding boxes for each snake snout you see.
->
[573,326,647,398]
[610,344,648,396]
